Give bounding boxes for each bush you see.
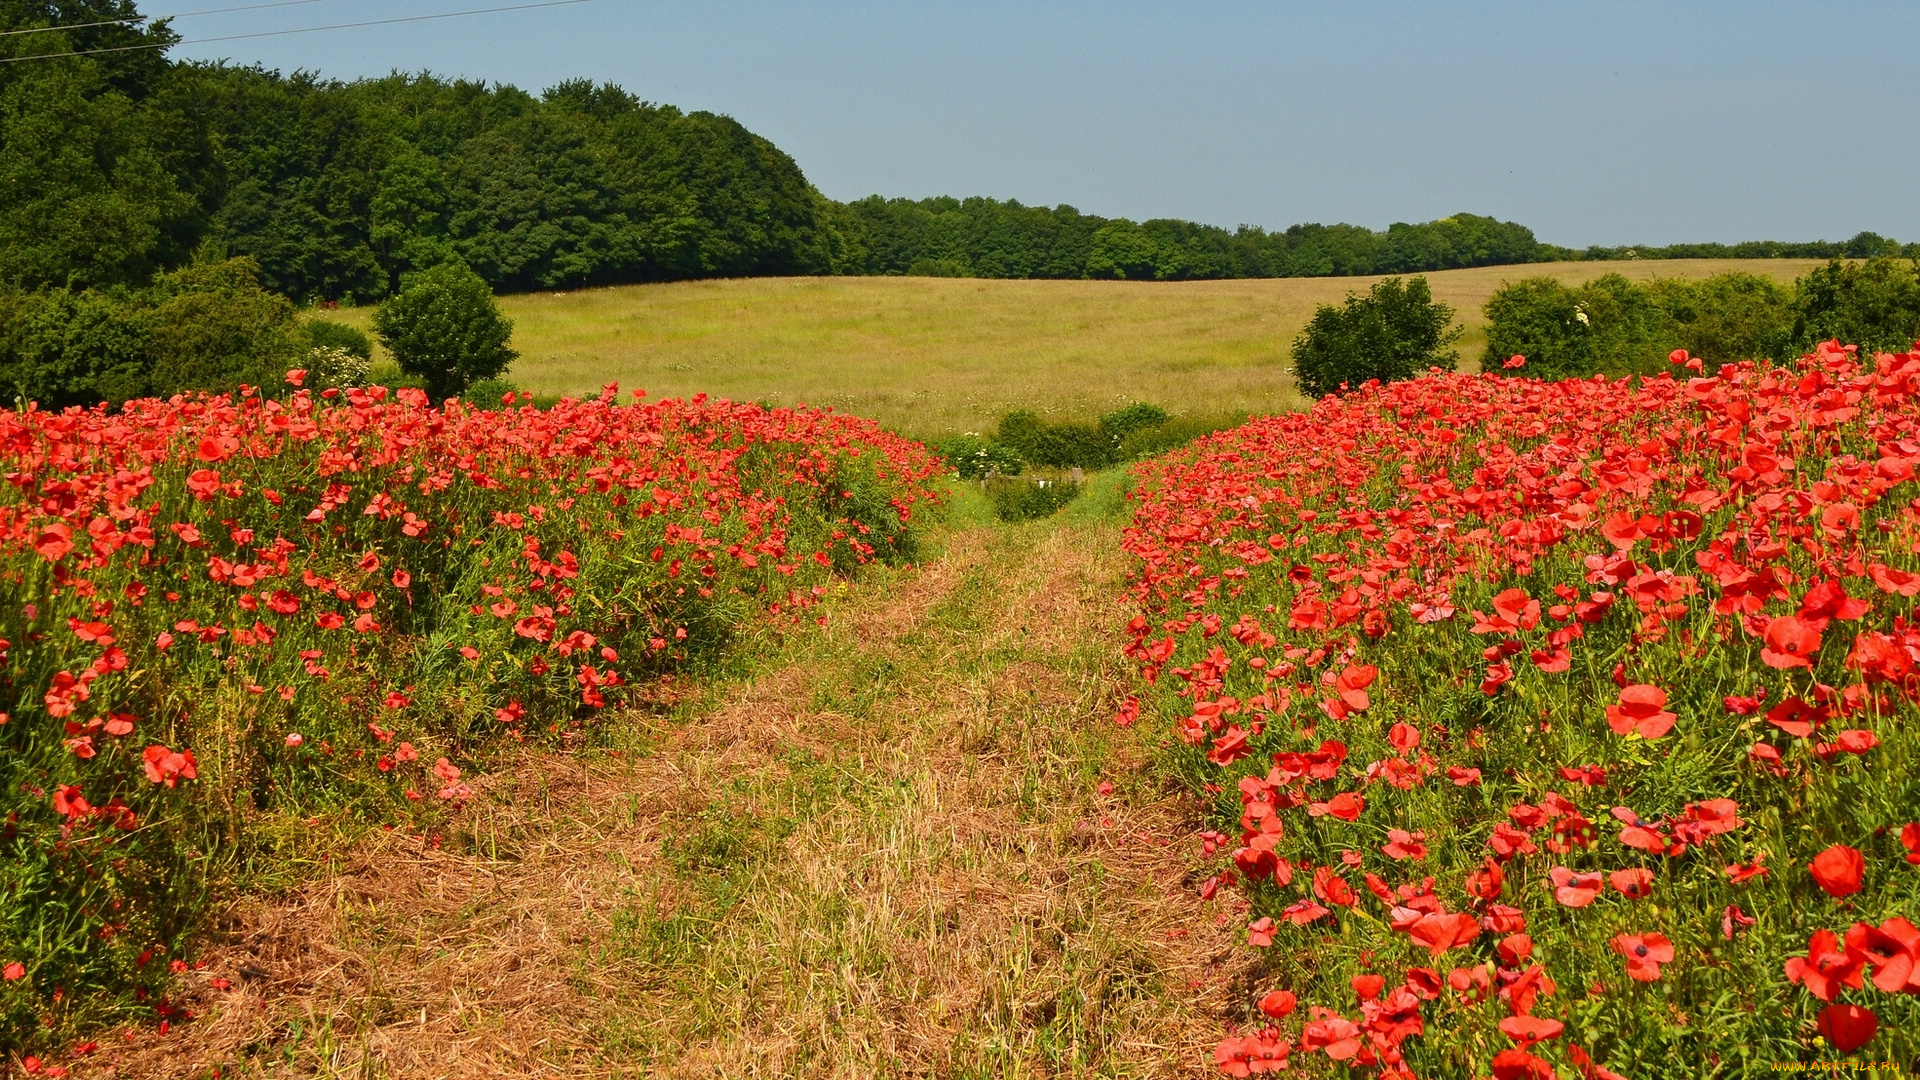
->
[935,433,1025,479]
[1114,413,1239,461]
[143,259,303,398]
[1292,276,1462,398]
[0,288,151,408]
[460,377,525,410]
[1790,257,1920,356]
[372,263,517,399]
[1482,273,1673,379]
[987,474,1081,521]
[300,318,373,361]
[0,259,301,408]
[1644,272,1793,364]
[1099,402,1172,444]
[996,409,1114,469]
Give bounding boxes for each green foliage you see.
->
[934,433,1025,479]
[1292,276,1462,397]
[986,474,1081,521]
[1098,402,1171,442]
[461,377,523,409]
[1483,274,1677,380]
[0,257,297,407]
[995,409,1113,469]
[372,263,518,399]
[1789,257,1920,356]
[1114,413,1238,460]
[0,286,150,407]
[835,199,1553,281]
[300,318,372,361]
[142,258,300,397]
[1643,272,1793,364]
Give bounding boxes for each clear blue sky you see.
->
[167,1,1920,247]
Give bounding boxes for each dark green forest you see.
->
[3,0,1915,307]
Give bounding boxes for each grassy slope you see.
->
[121,496,1248,1078]
[328,260,1820,438]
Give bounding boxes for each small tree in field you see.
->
[372,263,517,399]
[1291,276,1461,398]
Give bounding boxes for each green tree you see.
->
[1292,277,1462,397]
[1481,274,1673,380]
[1643,272,1792,363]
[372,262,517,399]
[1789,257,1920,356]
[142,257,301,397]
[0,286,149,406]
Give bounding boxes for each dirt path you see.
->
[110,520,1229,1078]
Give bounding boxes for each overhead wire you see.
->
[0,0,598,62]
[0,0,336,38]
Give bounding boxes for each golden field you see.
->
[328,259,1823,437]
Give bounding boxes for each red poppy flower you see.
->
[1550,867,1603,907]
[1765,696,1827,738]
[1382,829,1427,861]
[1784,929,1867,1001]
[1761,615,1823,669]
[1407,911,1480,956]
[1902,823,1920,865]
[1257,990,1296,1019]
[1808,844,1865,898]
[1247,917,1276,947]
[1610,932,1674,981]
[1721,904,1755,940]
[1604,684,1676,739]
[1609,868,1653,899]
[1817,1003,1878,1055]
[1490,1048,1555,1080]
[1844,918,1918,993]
[1568,1044,1629,1080]
[1498,1015,1564,1045]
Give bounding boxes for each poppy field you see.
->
[1121,344,1920,1075]
[0,380,942,1052]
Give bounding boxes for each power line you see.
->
[0,0,336,38]
[0,0,598,62]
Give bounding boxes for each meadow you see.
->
[325,260,1822,436]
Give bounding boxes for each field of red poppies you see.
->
[0,381,942,1053]
[1121,344,1920,1076]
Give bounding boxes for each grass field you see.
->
[328,259,1822,437]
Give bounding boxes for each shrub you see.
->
[0,287,151,408]
[460,377,524,410]
[301,345,372,392]
[1123,345,1920,1074]
[142,259,303,398]
[995,409,1113,469]
[987,474,1080,521]
[1644,272,1793,364]
[372,263,517,400]
[1790,257,1920,356]
[300,318,374,361]
[935,433,1025,479]
[1098,402,1172,444]
[1114,413,1240,461]
[1481,273,1672,379]
[0,259,300,408]
[0,388,942,1051]
[1291,276,1462,398]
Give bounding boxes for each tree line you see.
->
[5,0,1915,307]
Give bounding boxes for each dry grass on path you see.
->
[329,260,1820,436]
[105,520,1240,1079]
